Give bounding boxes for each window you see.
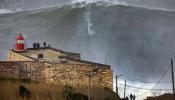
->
[60,59,67,63]
[17,40,24,44]
[38,54,43,59]
[31,54,37,59]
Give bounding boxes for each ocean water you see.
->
[0,2,174,88]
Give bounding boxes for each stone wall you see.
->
[0,61,45,80]
[0,61,113,89]
[44,63,113,89]
[0,62,21,78]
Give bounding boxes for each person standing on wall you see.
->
[133,95,136,100]
[130,94,133,100]
[43,41,46,48]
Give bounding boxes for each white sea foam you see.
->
[72,0,127,36]
[0,9,13,14]
[85,4,95,36]
[71,0,127,5]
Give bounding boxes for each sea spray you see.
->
[85,4,95,36]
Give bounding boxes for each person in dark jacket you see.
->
[37,42,40,49]
[33,42,36,49]
[43,41,46,48]
[133,95,136,100]
[130,94,133,100]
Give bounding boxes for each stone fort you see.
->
[0,34,113,89]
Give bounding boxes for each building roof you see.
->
[11,49,38,61]
[27,47,80,56]
[10,47,110,69]
[59,56,110,69]
[47,47,80,56]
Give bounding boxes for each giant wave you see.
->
[0,2,175,90]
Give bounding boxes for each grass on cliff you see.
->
[0,78,120,100]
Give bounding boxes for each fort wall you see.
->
[44,63,113,89]
[0,61,113,89]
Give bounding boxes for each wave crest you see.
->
[71,0,127,7]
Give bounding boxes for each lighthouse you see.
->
[15,33,25,51]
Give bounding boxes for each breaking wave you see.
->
[0,2,175,99]
[71,0,127,6]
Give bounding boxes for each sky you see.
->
[0,0,175,100]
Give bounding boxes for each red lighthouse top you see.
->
[16,34,24,40]
[15,33,25,51]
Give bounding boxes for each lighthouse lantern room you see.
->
[15,33,25,51]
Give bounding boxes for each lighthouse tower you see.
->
[15,33,25,51]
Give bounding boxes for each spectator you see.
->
[37,42,40,49]
[48,44,50,48]
[133,95,136,100]
[33,42,36,49]
[43,41,46,48]
[130,94,133,100]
